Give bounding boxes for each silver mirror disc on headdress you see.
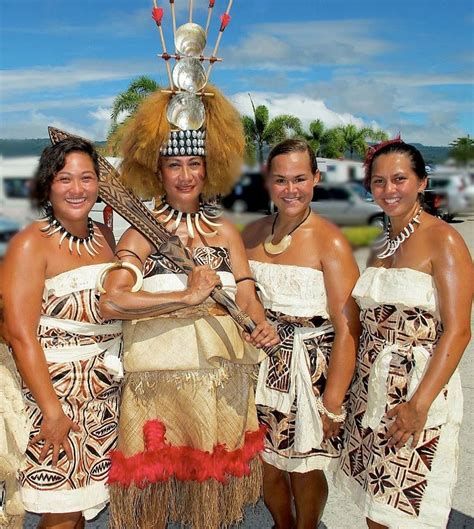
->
[172,57,207,93]
[166,92,205,130]
[175,23,206,56]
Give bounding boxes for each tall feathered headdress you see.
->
[119,1,244,199]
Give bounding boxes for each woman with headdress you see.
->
[2,137,122,529]
[336,139,473,528]
[242,139,361,529]
[98,81,279,528]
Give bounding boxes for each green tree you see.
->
[242,95,303,165]
[336,124,388,159]
[304,119,344,158]
[449,136,474,166]
[107,76,160,155]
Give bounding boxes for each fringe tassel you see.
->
[109,457,262,529]
[126,362,256,397]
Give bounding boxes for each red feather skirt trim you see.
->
[108,420,265,488]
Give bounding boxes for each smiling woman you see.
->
[2,138,122,529]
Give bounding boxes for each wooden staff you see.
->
[205,0,216,36]
[206,0,233,83]
[152,2,174,88]
[189,0,193,23]
[47,127,281,359]
[169,0,177,47]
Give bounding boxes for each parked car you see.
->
[425,173,470,221]
[0,216,21,257]
[310,183,384,227]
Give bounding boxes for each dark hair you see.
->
[30,137,100,210]
[363,140,427,190]
[267,139,318,175]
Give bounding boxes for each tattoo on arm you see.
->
[103,300,188,316]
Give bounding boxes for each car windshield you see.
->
[347,182,373,200]
[3,177,31,198]
[427,177,452,189]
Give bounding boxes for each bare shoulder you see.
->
[424,215,469,256]
[315,215,353,256]
[241,215,271,247]
[4,222,47,271]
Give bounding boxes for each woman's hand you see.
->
[243,320,279,349]
[31,410,80,467]
[385,401,428,450]
[185,265,222,306]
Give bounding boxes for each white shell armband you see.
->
[96,262,143,294]
[315,397,347,423]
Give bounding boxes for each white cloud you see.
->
[232,91,373,130]
[2,97,115,113]
[0,107,112,141]
[0,61,159,95]
[222,19,394,70]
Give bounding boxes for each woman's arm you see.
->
[222,220,279,348]
[3,230,79,467]
[321,226,361,438]
[386,225,473,449]
[99,228,221,320]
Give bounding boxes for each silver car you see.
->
[310,182,384,226]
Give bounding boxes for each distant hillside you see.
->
[411,144,450,166]
[0,138,108,157]
[0,138,450,165]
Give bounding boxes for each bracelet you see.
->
[315,397,346,423]
[96,262,144,294]
[114,249,144,265]
[235,276,256,284]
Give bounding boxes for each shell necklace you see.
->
[375,207,423,259]
[38,208,104,256]
[264,208,311,255]
[154,198,222,238]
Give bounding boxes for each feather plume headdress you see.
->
[119,1,244,199]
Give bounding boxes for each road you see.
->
[24,214,474,529]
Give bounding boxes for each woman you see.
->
[3,137,122,529]
[337,139,473,528]
[98,86,279,529]
[242,139,360,529]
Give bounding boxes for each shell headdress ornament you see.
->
[119,1,244,200]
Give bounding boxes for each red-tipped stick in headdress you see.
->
[206,0,233,82]
[169,0,177,49]
[205,0,216,36]
[152,2,174,89]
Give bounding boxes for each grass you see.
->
[342,226,382,247]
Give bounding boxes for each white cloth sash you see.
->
[256,322,332,452]
[39,315,123,379]
[362,343,450,431]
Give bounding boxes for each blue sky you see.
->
[1,0,473,145]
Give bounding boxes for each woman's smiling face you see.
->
[370,152,426,219]
[266,150,319,216]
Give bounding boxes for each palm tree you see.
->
[242,95,303,165]
[304,119,344,158]
[336,124,388,159]
[449,136,474,166]
[107,76,160,155]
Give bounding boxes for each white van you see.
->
[0,155,133,241]
[0,156,40,225]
